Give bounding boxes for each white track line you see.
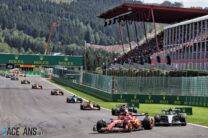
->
[43,78,208,129]
[188,123,208,129]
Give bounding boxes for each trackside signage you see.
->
[0,54,83,66]
[112,94,208,107]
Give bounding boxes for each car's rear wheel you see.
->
[154,115,160,126]
[142,118,154,130]
[112,109,115,115]
[180,116,187,126]
[97,105,101,110]
[80,105,84,110]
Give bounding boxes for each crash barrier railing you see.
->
[52,69,208,107]
[81,73,208,97]
[52,76,208,107]
[52,76,112,101]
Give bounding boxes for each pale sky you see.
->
[142,0,208,8]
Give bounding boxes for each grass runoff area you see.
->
[50,80,208,127]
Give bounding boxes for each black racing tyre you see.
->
[96,120,106,133]
[142,118,154,130]
[112,109,115,115]
[133,108,138,113]
[80,105,84,110]
[61,92,64,95]
[180,117,187,126]
[154,115,160,126]
[79,99,83,103]
[97,105,101,110]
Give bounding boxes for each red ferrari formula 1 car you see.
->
[93,113,154,133]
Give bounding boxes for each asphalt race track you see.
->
[0,76,208,138]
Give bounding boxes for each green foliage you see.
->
[0,42,18,53]
[0,0,128,45]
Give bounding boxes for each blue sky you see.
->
[143,0,208,8]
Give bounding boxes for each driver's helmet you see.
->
[124,108,129,115]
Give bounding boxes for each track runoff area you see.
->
[0,75,207,138]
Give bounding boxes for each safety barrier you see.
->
[112,94,208,107]
[52,76,112,101]
[52,69,208,107]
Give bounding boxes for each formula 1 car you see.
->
[21,80,30,84]
[66,95,83,103]
[11,76,19,80]
[5,74,13,78]
[112,104,138,116]
[93,113,154,133]
[80,101,100,110]
[51,89,64,95]
[32,84,43,89]
[154,108,187,126]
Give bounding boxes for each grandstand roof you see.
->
[99,3,208,24]
[165,14,208,29]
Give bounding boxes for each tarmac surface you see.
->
[0,76,207,138]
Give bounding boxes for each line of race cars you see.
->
[3,73,188,133]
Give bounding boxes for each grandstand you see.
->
[155,15,208,71]
[99,3,208,71]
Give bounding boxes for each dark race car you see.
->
[93,113,154,133]
[80,101,100,110]
[32,84,43,89]
[21,80,30,84]
[51,89,64,95]
[112,104,138,116]
[11,76,19,81]
[154,108,187,126]
[66,95,83,103]
[5,74,13,78]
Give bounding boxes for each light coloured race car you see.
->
[51,89,64,95]
[66,95,83,103]
[80,101,100,110]
[154,108,187,126]
[21,80,30,84]
[32,84,43,89]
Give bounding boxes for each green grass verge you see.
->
[50,79,208,127]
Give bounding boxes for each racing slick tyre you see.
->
[123,120,133,132]
[96,120,106,133]
[79,99,83,103]
[179,114,187,126]
[154,115,160,126]
[111,109,116,115]
[133,108,138,113]
[142,118,154,130]
[80,105,84,110]
[97,105,101,110]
